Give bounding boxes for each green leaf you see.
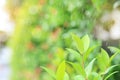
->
[88,72,102,80]
[64,72,69,80]
[56,61,66,80]
[104,71,119,80]
[66,48,81,57]
[108,46,120,53]
[41,66,56,79]
[110,51,119,63]
[102,65,119,75]
[84,45,98,61]
[72,34,84,54]
[68,62,86,77]
[97,49,110,71]
[66,48,82,62]
[85,58,96,77]
[108,47,120,62]
[82,35,90,52]
[74,75,85,80]
[101,48,110,65]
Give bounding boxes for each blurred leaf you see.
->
[85,58,96,77]
[104,71,119,80]
[64,72,69,80]
[72,34,84,54]
[57,48,65,60]
[82,35,90,52]
[102,65,119,75]
[84,45,98,61]
[108,46,120,53]
[66,48,82,62]
[41,66,56,79]
[110,51,120,63]
[88,72,102,80]
[56,61,66,80]
[74,75,85,80]
[68,62,86,77]
[108,46,120,62]
[97,49,110,71]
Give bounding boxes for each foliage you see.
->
[6,0,120,80]
[42,34,120,80]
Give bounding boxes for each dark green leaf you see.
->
[104,71,119,80]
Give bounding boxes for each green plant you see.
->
[7,0,120,80]
[42,34,120,80]
[8,0,101,80]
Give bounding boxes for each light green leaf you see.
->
[66,48,81,57]
[56,61,66,80]
[66,48,82,62]
[88,72,102,80]
[85,58,96,77]
[101,48,110,65]
[64,72,69,80]
[74,75,85,80]
[104,71,119,80]
[84,45,98,61]
[82,35,90,53]
[41,66,56,79]
[68,62,86,77]
[97,49,110,71]
[72,34,84,54]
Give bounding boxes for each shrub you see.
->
[42,34,120,80]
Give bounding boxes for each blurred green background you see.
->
[2,0,120,80]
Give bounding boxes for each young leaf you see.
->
[67,62,86,77]
[97,49,110,71]
[101,49,110,65]
[85,58,96,77]
[64,72,69,80]
[72,34,84,54]
[82,35,90,53]
[74,75,85,80]
[41,66,56,79]
[66,48,81,57]
[88,72,102,80]
[56,61,66,80]
[66,48,82,62]
[84,45,98,61]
